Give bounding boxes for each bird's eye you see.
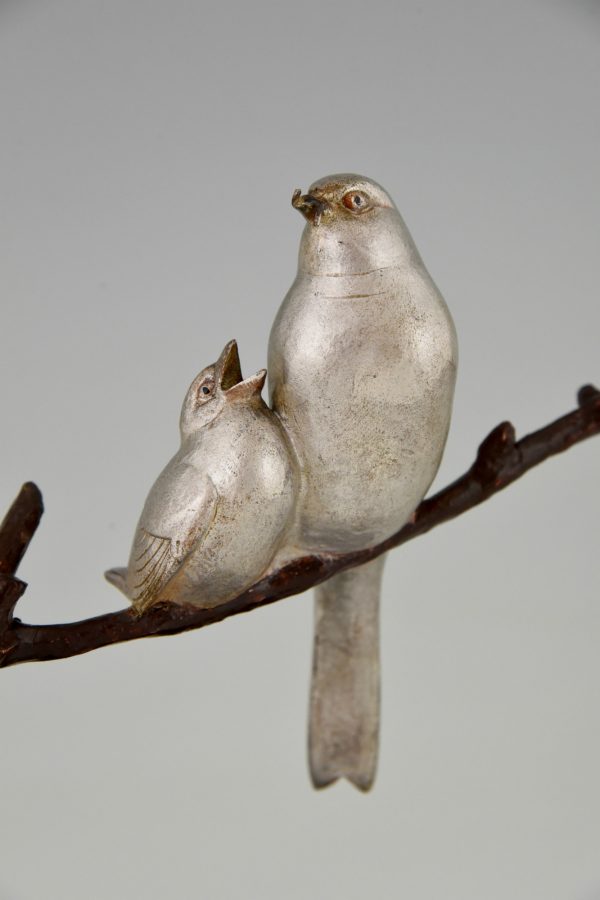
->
[197,381,213,402]
[342,191,370,213]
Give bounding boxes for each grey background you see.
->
[1,1,599,898]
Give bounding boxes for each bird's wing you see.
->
[129,475,219,610]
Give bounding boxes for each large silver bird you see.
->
[268,174,458,790]
[106,340,296,612]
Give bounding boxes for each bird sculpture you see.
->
[106,339,296,612]
[268,174,458,790]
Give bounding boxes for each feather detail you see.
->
[131,528,179,607]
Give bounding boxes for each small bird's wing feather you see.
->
[130,528,178,606]
[129,474,218,610]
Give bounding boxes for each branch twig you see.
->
[0,481,43,577]
[1,385,598,669]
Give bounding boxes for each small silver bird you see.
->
[269,174,458,790]
[106,340,296,612]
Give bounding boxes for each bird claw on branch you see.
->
[0,385,598,669]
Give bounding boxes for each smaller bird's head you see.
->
[179,340,267,438]
[292,173,418,276]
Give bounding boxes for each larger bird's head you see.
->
[292,173,418,276]
[179,340,266,438]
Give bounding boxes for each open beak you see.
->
[291,188,331,227]
[216,339,243,390]
[225,368,267,402]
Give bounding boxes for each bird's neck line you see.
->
[297,262,403,279]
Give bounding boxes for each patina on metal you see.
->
[269,174,458,790]
[105,340,296,613]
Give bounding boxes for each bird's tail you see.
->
[308,555,385,792]
[104,566,129,597]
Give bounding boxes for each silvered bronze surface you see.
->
[107,173,457,791]
[269,174,457,553]
[106,340,296,613]
[269,174,457,789]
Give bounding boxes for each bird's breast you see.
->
[268,265,457,552]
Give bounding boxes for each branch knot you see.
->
[472,421,517,486]
[0,574,26,632]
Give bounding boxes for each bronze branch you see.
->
[1,384,598,669]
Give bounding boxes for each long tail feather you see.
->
[308,555,385,791]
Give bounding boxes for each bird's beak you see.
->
[291,189,331,227]
[225,368,267,403]
[216,339,243,390]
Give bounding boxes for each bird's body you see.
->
[268,174,457,789]
[270,263,456,552]
[107,341,296,613]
